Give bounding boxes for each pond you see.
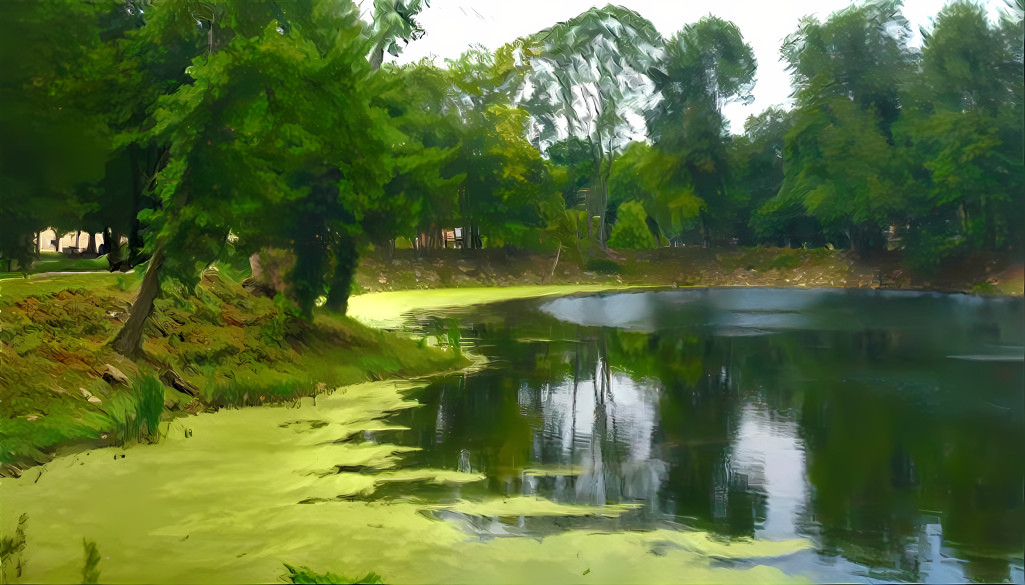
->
[394,288,1025,583]
[2,288,1023,584]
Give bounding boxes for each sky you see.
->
[376,0,1009,134]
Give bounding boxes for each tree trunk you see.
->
[85,232,97,256]
[325,236,359,314]
[547,242,562,284]
[112,245,165,358]
[105,228,123,270]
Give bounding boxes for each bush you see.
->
[608,201,656,250]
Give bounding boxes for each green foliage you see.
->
[609,142,705,243]
[522,6,664,244]
[970,281,1001,295]
[645,16,757,246]
[283,563,384,584]
[893,1,1024,267]
[608,201,657,250]
[81,539,101,585]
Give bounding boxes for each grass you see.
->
[0,250,115,280]
[0,266,467,472]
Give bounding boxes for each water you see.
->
[396,288,1025,583]
[2,288,1022,583]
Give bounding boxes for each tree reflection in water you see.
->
[386,289,1024,583]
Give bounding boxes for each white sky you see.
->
[377,0,1008,134]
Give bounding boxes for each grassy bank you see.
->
[0,268,467,475]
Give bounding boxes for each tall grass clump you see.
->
[108,375,164,446]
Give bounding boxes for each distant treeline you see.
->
[1,0,1022,353]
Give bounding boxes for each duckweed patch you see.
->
[1,379,812,584]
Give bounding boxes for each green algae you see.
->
[0,378,811,584]
[425,496,642,518]
[346,285,650,329]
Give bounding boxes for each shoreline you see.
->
[2,254,1022,476]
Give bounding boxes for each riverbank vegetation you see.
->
[0,263,466,474]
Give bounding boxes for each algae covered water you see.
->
[2,288,1023,583]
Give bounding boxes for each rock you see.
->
[79,388,102,403]
[455,260,477,274]
[101,364,131,386]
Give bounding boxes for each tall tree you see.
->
[895,0,1024,269]
[772,1,914,253]
[646,16,756,246]
[523,5,663,245]
[113,0,393,354]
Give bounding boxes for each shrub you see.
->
[608,201,656,250]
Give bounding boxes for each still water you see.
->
[393,288,1025,583]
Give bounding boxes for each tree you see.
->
[732,107,803,246]
[113,0,394,354]
[646,16,756,246]
[0,0,114,269]
[895,1,1024,269]
[523,5,663,246]
[368,60,464,261]
[771,1,914,253]
[443,46,553,251]
[608,141,703,245]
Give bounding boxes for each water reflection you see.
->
[388,289,1024,583]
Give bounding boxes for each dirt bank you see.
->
[354,247,1025,296]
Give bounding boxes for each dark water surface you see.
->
[390,288,1024,584]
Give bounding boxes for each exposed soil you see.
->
[354,247,1025,296]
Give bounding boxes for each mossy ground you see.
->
[0,266,467,473]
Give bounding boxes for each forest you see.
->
[1,0,1023,346]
